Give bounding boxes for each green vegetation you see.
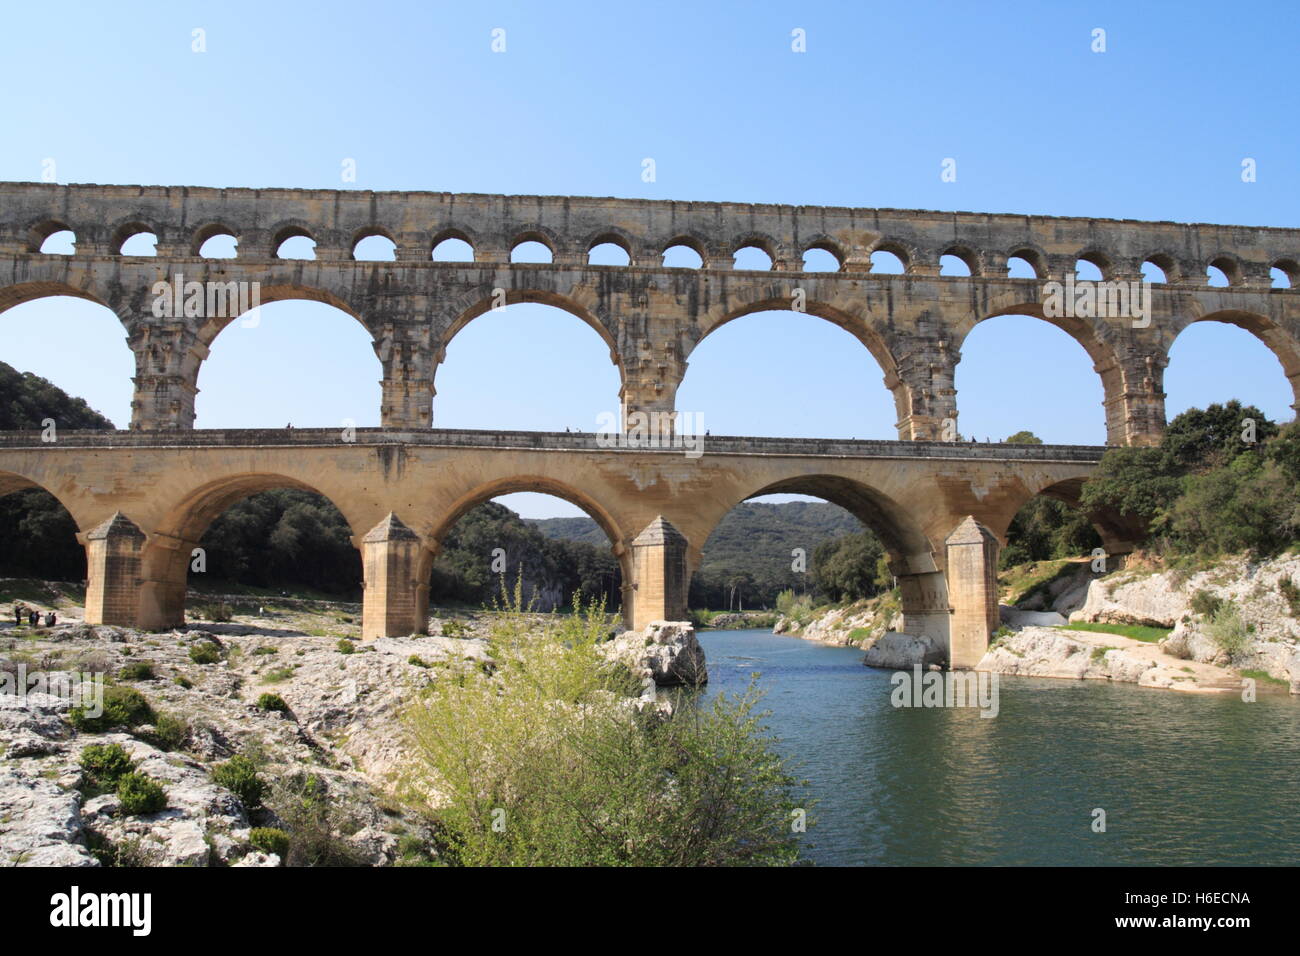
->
[256,692,290,712]
[248,827,291,859]
[265,772,367,866]
[78,743,134,788]
[69,685,155,732]
[1278,578,1300,618]
[149,713,189,751]
[188,641,223,665]
[336,638,356,655]
[999,559,1079,606]
[1082,403,1300,559]
[1059,622,1171,643]
[1090,645,1115,662]
[117,661,154,681]
[261,666,295,683]
[1240,669,1289,688]
[408,655,432,668]
[212,755,268,809]
[116,772,167,816]
[191,601,233,623]
[403,592,805,866]
[1190,589,1223,618]
[1205,602,1250,660]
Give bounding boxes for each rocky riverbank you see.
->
[771,552,1300,694]
[0,592,706,867]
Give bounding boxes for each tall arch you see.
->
[195,294,380,428]
[689,297,906,437]
[1167,309,1300,420]
[961,302,1126,444]
[434,292,624,430]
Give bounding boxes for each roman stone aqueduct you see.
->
[0,181,1298,667]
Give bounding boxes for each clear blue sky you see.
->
[2,1,1297,518]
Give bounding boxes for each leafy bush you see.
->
[336,639,356,655]
[192,601,233,623]
[212,755,267,809]
[256,692,289,713]
[189,641,222,665]
[408,655,431,668]
[173,675,193,689]
[775,589,814,624]
[1278,578,1300,618]
[1206,602,1250,660]
[69,685,155,732]
[118,661,154,681]
[150,713,189,751]
[265,773,367,867]
[252,646,278,656]
[405,595,805,866]
[1190,589,1223,618]
[79,743,134,785]
[116,772,167,816]
[261,666,294,684]
[248,827,290,858]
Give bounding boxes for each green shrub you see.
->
[151,713,189,751]
[172,675,193,689]
[1207,602,1250,660]
[405,594,804,866]
[261,666,294,684]
[264,772,367,867]
[1278,578,1300,618]
[212,755,267,809]
[79,743,134,785]
[248,827,290,858]
[118,661,154,681]
[408,655,431,668]
[256,692,289,713]
[192,601,233,623]
[252,646,278,656]
[69,685,156,732]
[336,639,356,655]
[117,772,167,816]
[1190,589,1223,618]
[189,641,222,665]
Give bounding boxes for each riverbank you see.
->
[770,552,1300,694]
[0,588,706,867]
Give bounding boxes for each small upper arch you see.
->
[1271,257,1300,289]
[270,220,317,259]
[1206,253,1243,287]
[190,222,240,258]
[109,217,162,256]
[508,225,561,262]
[939,244,980,276]
[799,236,847,272]
[869,238,914,274]
[27,219,76,254]
[431,225,477,261]
[1005,244,1048,279]
[1075,248,1113,280]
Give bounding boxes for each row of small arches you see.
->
[30,224,1299,288]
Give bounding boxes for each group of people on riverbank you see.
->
[10,603,55,628]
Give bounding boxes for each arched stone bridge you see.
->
[2,181,1298,444]
[0,430,1118,668]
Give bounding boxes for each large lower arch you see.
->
[691,472,950,646]
[138,472,366,630]
[1167,309,1300,421]
[420,474,633,629]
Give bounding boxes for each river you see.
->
[692,628,1300,866]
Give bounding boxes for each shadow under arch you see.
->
[691,297,907,429]
[1169,308,1300,417]
[691,471,949,643]
[421,474,633,623]
[139,471,365,629]
[987,475,1144,567]
[0,468,88,585]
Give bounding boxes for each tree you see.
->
[1005,430,1043,444]
[810,532,887,602]
[1161,401,1276,470]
